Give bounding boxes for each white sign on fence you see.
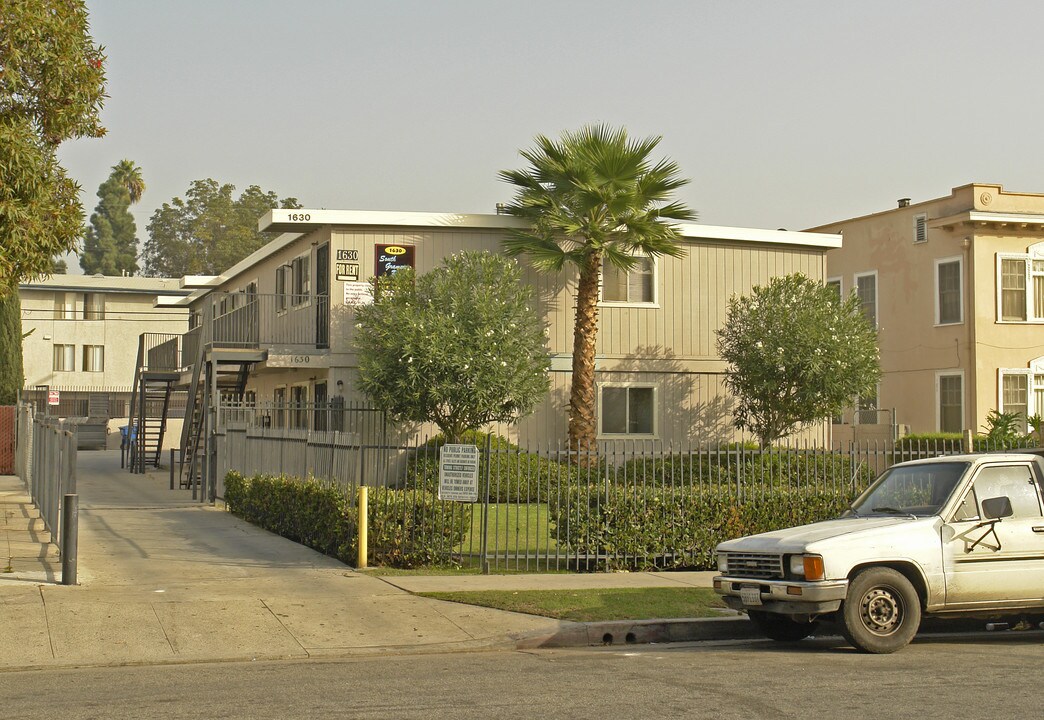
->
[439,443,480,502]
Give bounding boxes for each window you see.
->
[82,345,104,372]
[273,387,287,427]
[53,344,75,372]
[938,373,963,433]
[966,465,1042,519]
[936,257,962,325]
[826,278,842,301]
[1002,373,1029,428]
[83,293,105,320]
[276,265,289,312]
[602,257,654,304]
[856,389,879,425]
[855,272,877,327]
[54,293,75,320]
[913,214,928,244]
[291,254,310,306]
[599,384,655,436]
[997,252,1044,322]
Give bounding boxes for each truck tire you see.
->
[840,567,921,654]
[748,610,819,642]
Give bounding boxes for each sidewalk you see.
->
[1,451,745,671]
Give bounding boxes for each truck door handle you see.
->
[1033,526,1044,533]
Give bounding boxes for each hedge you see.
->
[547,483,854,571]
[223,471,468,568]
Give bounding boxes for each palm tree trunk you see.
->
[568,253,601,458]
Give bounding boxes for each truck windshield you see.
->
[850,462,970,517]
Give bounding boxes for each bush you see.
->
[548,483,853,571]
[223,471,469,569]
[609,448,873,491]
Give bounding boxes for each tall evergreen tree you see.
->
[0,292,24,404]
[81,161,143,275]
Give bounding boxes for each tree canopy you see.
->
[81,160,143,275]
[499,124,695,452]
[141,179,300,277]
[717,273,881,446]
[354,252,551,443]
[0,0,107,291]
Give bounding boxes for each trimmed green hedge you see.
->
[224,471,468,568]
[548,484,854,571]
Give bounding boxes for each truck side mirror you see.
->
[981,496,1013,520]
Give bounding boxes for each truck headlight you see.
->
[789,554,825,581]
[716,553,728,573]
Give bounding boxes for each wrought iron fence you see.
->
[17,405,78,562]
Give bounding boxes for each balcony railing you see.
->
[140,294,331,374]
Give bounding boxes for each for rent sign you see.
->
[438,444,480,502]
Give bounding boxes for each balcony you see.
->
[139,293,331,375]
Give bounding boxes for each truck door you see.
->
[942,462,1044,607]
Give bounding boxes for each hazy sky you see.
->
[58,0,1044,271]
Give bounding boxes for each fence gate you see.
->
[0,406,15,474]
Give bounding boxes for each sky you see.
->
[58,0,1044,272]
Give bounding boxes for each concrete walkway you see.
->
[1,451,732,671]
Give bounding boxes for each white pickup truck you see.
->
[713,453,1044,653]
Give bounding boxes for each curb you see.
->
[515,614,1042,650]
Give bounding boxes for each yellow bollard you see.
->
[357,485,368,569]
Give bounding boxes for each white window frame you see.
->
[996,247,1044,323]
[826,277,842,300]
[998,357,1044,430]
[597,382,657,437]
[854,270,878,328]
[934,255,964,326]
[599,255,658,307]
[913,213,928,244]
[936,371,964,433]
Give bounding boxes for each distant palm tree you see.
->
[499,125,695,454]
[111,159,145,203]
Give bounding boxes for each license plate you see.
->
[740,586,762,606]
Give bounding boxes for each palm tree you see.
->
[111,159,145,203]
[499,125,695,454]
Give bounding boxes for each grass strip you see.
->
[419,587,727,622]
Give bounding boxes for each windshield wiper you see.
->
[871,506,917,519]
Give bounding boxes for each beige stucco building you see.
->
[811,183,1044,436]
[19,275,191,393]
[134,209,841,475]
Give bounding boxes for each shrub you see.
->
[548,483,853,571]
[223,471,468,569]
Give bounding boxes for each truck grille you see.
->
[723,552,784,579]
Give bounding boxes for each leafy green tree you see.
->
[717,273,880,446]
[81,160,144,275]
[499,124,695,452]
[354,252,551,443]
[0,0,106,290]
[141,179,301,277]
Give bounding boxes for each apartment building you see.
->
[811,183,1044,436]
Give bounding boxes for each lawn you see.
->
[456,502,558,556]
[419,587,728,622]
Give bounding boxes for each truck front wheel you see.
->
[840,567,921,654]
[748,610,819,642]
